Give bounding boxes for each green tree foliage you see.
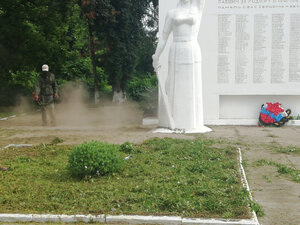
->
[0,0,91,105]
[79,0,114,103]
[127,73,158,116]
[135,1,158,76]
[95,0,158,95]
[0,0,158,105]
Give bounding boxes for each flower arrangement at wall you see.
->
[258,102,292,127]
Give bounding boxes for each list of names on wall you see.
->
[217,14,232,83]
[235,14,250,84]
[271,14,286,83]
[253,14,268,84]
[216,0,300,84]
[289,13,300,82]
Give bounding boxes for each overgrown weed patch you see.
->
[272,145,300,154]
[255,159,300,182]
[0,138,252,219]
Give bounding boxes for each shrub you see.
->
[120,142,135,154]
[127,74,157,101]
[127,74,158,116]
[51,137,63,145]
[68,141,123,178]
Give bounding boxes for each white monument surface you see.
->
[158,0,300,125]
[153,0,211,133]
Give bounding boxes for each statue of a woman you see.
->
[153,0,211,133]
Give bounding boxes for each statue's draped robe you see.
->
[159,8,204,131]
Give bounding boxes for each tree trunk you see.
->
[89,25,100,104]
[112,83,127,104]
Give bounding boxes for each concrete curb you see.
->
[106,215,182,224]
[237,148,260,225]
[0,214,259,224]
[0,214,105,223]
[0,148,259,225]
[0,115,16,121]
[182,218,258,225]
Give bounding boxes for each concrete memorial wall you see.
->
[159,0,300,125]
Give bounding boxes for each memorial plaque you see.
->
[159,0,300,125]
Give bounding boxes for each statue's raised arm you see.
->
[152,10,173,71]
[192,0,205,15]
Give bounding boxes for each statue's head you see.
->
[179,0,190,4]
[178,0,203,12]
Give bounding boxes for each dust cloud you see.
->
[12,95,33,115]
[2,82,145,129]
[54,82,143,129]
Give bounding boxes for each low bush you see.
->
[120,142,135,154]
[127,73,157,102]
[127,73,158,116]
[68,141,123,178]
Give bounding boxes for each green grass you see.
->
[255,159,300,183]
[249,200,264,217]
[0,112,13,118]
[264,143,300,155]
[266,134,278,138]
[273,145,300,154]
[291,114,300,120]
[0,138,252,219]
[262,175,272,183]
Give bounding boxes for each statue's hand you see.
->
[152,54,160,72]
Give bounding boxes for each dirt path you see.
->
[1,104,300,225]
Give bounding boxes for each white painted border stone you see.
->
[182,218,258,225]
[0,115,16,121]
[0,214,105,223]
[0,214,32,223]
[106,215,182,224]
[3,144,33,149]
[0,214,259,225]
[237,148,260,225]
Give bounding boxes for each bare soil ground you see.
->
[1,103,300,225]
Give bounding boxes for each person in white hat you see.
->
[34,64,59,126]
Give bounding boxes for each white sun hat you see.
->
[42,64,49,71]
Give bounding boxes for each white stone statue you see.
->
[152,0,211,133]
